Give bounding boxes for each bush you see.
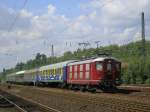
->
[145,78,150,84]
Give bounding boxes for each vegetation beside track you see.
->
[0,40,150,84]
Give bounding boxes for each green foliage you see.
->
[145,78,150,84]
[1,40,150,84]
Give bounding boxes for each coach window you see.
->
[45,70,47,75]
[96,62,103,71]
[55,68,58,75]
[74,72,77,79]
[44,70,46,75]
[70,66,72,72]
[40,71,42,75]
[47,70,49,75]
[49,69,51,75]
[48,69,51,75]
[85,72,90,79]
[86,64,90,71]
[59,68,61,75]
[54,69,56,76]
[80,65,83,71]
[46,70,48,75]
[74,65,77,72]
[54,69,56,75]
[57,68,60,74]
[69,66,72,79]
[42,70,44,75]
[54,68,56,75]
[70,72,72,79]
[59,68,61,74]
[80,72,83,79]
[51,69,53,75]
[48,69,50,75]
[52,69,54,75]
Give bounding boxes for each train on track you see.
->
[6,56,121,91]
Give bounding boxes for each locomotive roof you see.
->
[16,70,25,75]
[39,60,76,71]
[68,57,120,65]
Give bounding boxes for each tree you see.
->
[15,62,25,71]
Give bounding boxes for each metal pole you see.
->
[141,12,146,56]
[141,12,146,83]
[51,44,54,57]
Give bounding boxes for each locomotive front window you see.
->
[96,62,103,71]
[107,63,112,71]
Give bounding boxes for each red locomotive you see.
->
[67,57,121,91]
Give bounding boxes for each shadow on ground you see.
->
[98,88,141,94]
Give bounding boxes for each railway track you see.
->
[35,88,150,112]
[0,90,62,112]
[10,85,150,112]
[1,84,150,112]
[119,85,150,90]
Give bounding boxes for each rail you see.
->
[0,90,62,112]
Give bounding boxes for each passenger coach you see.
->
[38,60,76,86]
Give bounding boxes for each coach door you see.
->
[105,60,113,80]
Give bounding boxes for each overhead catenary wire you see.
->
[43,0,115,50]
[7,0,28,44]
[2,0,28,61]
[8,0,28,32]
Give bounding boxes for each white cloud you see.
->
[0,1,150,71]
[20,9,32,18]
[48,4,56,14]
[81,0,150,26]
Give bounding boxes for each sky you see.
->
[0,0,150,71]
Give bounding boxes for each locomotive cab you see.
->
[95,58,121,89]
[104,59,121,87]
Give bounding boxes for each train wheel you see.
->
[86,85,96,93]
[60,82,66,89]
[91,88,96,93]
[80,86,86,92]
[73,85,79,91]
[68,84,73,90]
